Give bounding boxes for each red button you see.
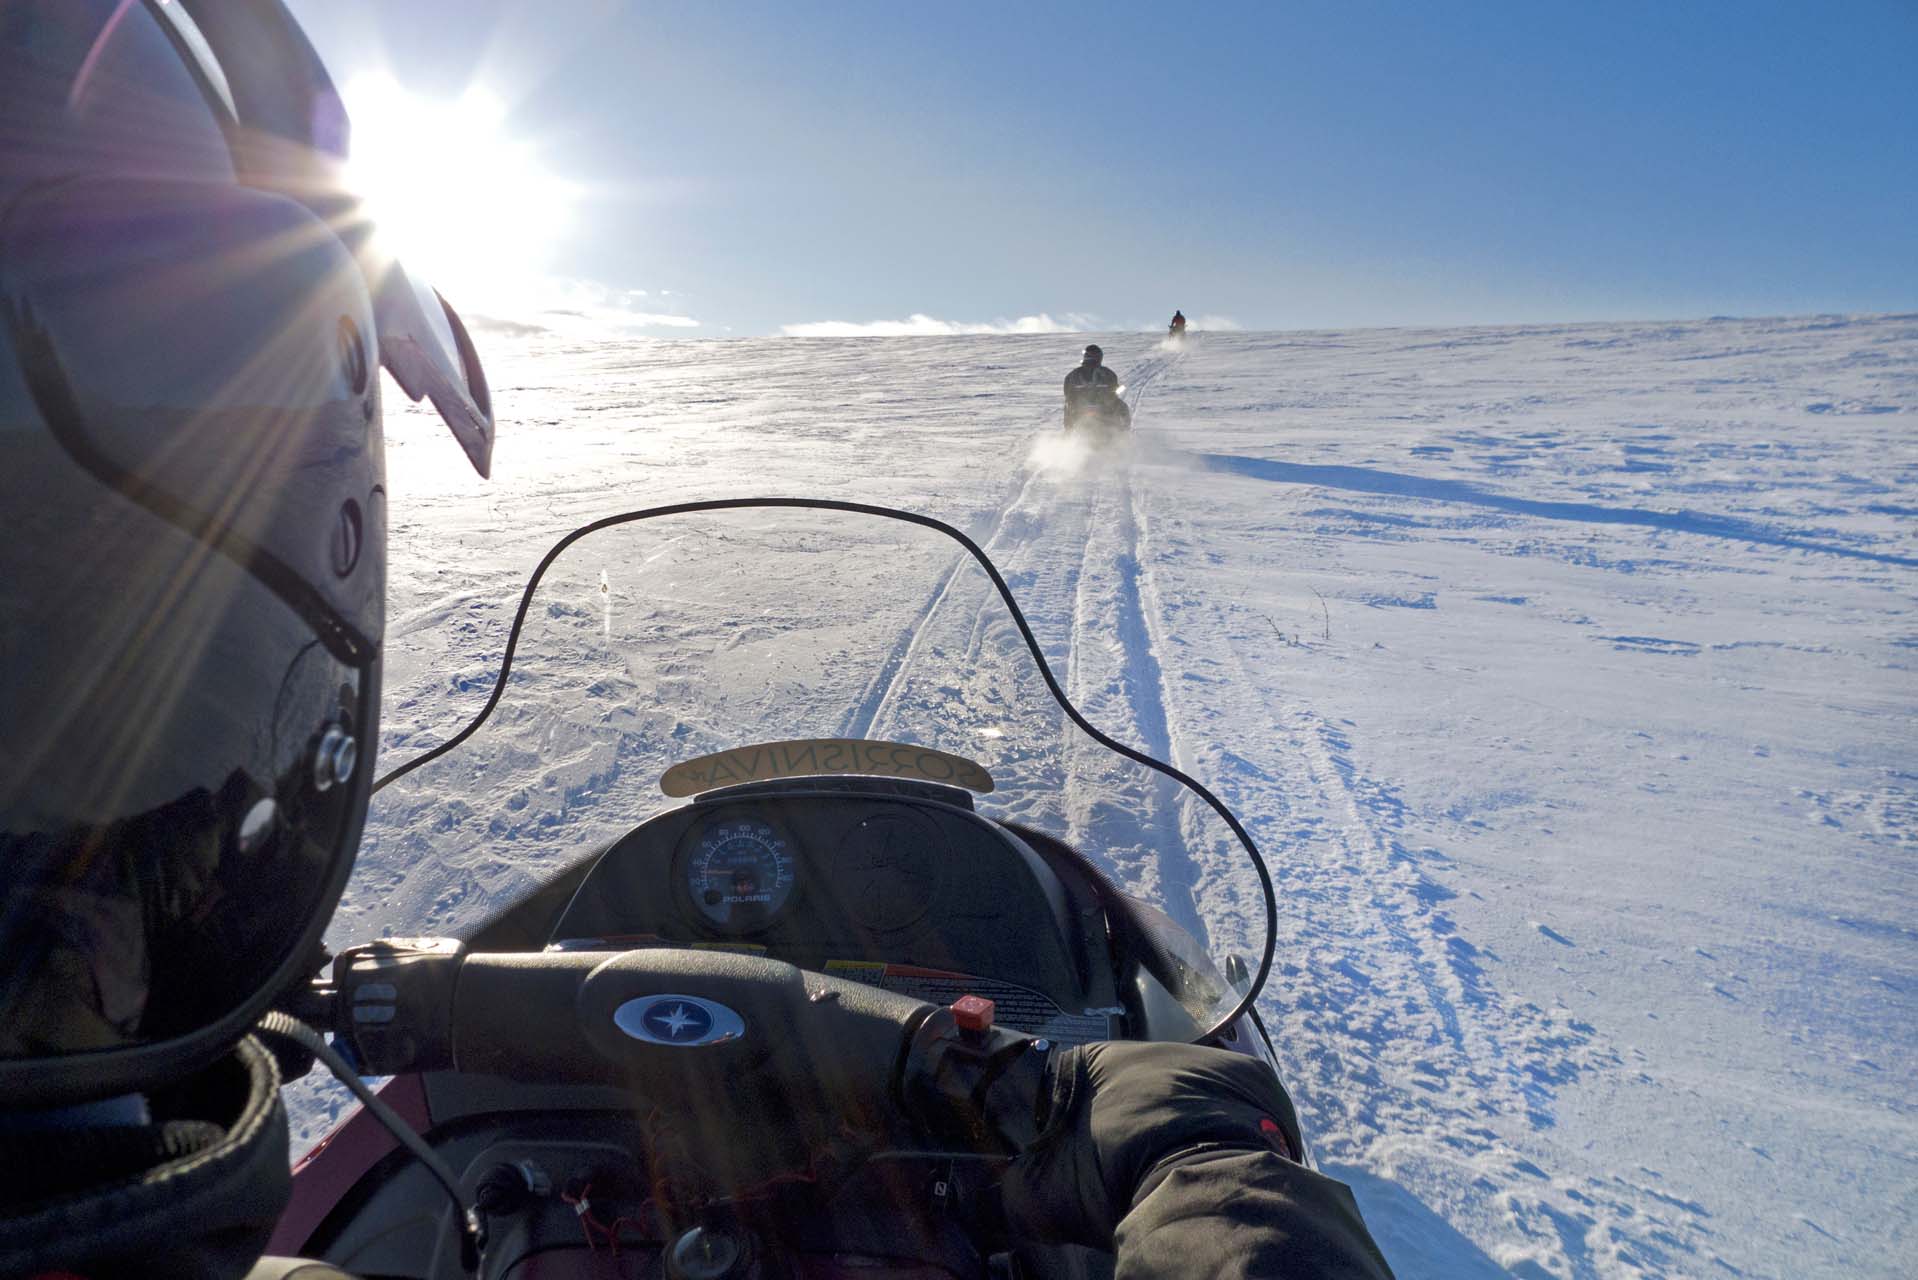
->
[951,995,995,1032]
[1259,1115,1298,1161]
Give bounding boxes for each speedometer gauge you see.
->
[685,816,796,933]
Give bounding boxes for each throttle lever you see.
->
[901,999,1056,1155]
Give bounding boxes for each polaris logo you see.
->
[613,994,745,1047]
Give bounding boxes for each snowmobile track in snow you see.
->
[1119,488,1725,1277]
[842,345,1185,744]
[1072,456,1211,942]
[839,345,1213,936]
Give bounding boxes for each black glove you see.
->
[1000,1042,1394,1279]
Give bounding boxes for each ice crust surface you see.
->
[291,314,1916,1278]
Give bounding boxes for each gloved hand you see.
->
[999,1042,1394,1279]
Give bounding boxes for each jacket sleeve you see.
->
[1113,1147,1393,1280]
[1002,1042,1394,1280]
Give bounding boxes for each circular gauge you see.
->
[685,816,796,933]
[838,809,942,934]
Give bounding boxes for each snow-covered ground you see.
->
[293,314,1917,1278]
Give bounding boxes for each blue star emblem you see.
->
[647,1000,712,1042]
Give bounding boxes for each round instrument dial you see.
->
[685,816,796,933]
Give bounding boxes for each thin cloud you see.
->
[458,276,700,337]
[781,312,1086,337]
[467,315,551,337]
[561,308,701,330]
[537,279,700,332]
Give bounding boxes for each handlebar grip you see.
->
[901,1008,1055,1154]
[335,939,941,1124]
[332,936,467,1075]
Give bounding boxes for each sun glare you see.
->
[342,74,575,313]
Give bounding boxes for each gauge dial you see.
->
[686,817,796,932]
[840,810,940,933]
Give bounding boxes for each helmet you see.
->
[1083,344,1103,363]
[0,0,492,1106]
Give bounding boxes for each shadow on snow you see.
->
[1194,452,1918,569]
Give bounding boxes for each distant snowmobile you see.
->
[1169,310,1187,339]
[1064,343,1132,438]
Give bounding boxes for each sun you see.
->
[341,74,575,313]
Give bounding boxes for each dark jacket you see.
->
[1064,363,1120,407]
[1005,1043,1395,1279]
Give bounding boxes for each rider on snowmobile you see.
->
[1063,342,1130,434]
[0,5,1390,1277]
[1169,311,1186,335]
[1064,343,1121,406]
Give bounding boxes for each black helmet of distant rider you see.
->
[0,0,492,1111]
[1065,344,1119,409]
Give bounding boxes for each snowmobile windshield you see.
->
[371,500,1275,1040]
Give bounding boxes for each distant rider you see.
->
[1169,310,1186,335]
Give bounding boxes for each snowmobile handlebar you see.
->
[325,937,1053,1154]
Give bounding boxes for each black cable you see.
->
[256,1011,480,1272]
[368,497,1279,1044]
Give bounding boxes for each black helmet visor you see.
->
[0,511,373,1065]
[0,172,381,1102]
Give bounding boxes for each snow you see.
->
[293,314,1917,1278]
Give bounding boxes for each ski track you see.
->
[1122,347,1728,1276]
[941,337,1736,1277]
[1079,453,1211,945]
[848,346,1182,739]
[843,343,1215,941]
[840,427,1052,741]
[984,347,1716,1277]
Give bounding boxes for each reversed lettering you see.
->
[659,738,996,797]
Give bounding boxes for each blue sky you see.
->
[287,0,1918,337]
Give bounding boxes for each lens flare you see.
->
[341,74,575,313]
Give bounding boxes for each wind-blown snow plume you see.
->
[780,313,1087,337]
[486,278,699,335]
[1027,431,1093,477]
